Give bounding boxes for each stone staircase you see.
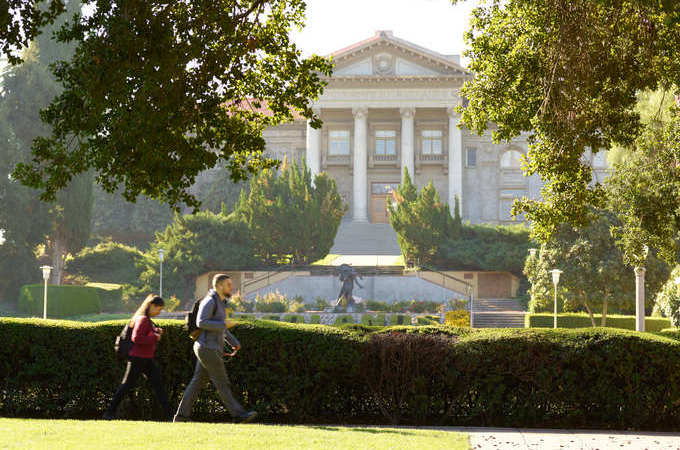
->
[472,298,526,328]
[330,221,401,255]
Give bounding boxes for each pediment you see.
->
[329,31,469,78]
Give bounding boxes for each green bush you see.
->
[86,283,124,313]
[361,314,386,327]
[309,315,321,324]
[283,314,303,323]
[526,313,671,331]
[18,285,102,318]
[3,319,680,429]
[66,241,144,285]
[333,314,355,326]
[389,314,409,325]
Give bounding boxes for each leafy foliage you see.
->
[458,0,680,243]
[13,0,333,211]
[526,313,671,332]
[18,284,101,317]
[389,169,457,266]
[139,211,258,303]
[235,160,346,265]
[652,266,680,327]
[1,0,66,64]
[3,319,680,429]
[524,209,669,322]
[66,241,144,285]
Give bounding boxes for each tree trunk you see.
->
[601,297,608,327]
[583,296,596,327]
[50,236,66,285]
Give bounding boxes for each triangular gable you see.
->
[329,30,468,77]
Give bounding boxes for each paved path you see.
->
[461,427,680,449]
[331,254,402,266]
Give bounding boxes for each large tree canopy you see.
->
[1,0,66,64]
[11,0,332,210]
[457,0,680,246]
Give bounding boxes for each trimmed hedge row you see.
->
[86,283,124,313]
[2,318,680,430]
[526,313,671,331]
[18,285,102,318]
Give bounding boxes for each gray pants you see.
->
[176,342,247,418]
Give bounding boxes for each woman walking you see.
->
[104,294,173,421]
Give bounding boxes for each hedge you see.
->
[2,318,680,429]
[388,314,409,325]
[361,314,386,327]
[18,285,102,318]
[526,313,671,331]
[87,283,124,313]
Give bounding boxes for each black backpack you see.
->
[185,296,219,340]
[114,322,134,360]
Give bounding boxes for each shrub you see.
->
[333,315,355,326]
[313,298,329,311]
[283,314,302,323]
[288,299,306,313]
[18,285,102,318]
[653,266,680,326]
[361,314,386,327]
[86,283,123,313]
[66,241,143,285]
[262,315,281,321]
[388,314,409,325]
[309,315,321,324]
[445,310,470,327]
[526,313,670,331]
[365,300,389,311]
[254,292,287,313]
[3,319,680,430]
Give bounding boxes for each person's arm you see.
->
[196,297,226,331]
[131,317,157,345]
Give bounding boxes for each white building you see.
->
[262,30,608,225]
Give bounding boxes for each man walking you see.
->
[174,274,257,423]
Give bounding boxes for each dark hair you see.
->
[133,294,165,321]
[213,274,231,288]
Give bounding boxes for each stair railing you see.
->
[415,263,476,328]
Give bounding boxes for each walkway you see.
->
[461,427,680,449]
[330,221,401,255]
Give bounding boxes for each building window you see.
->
[375,130,397,156]
[466,147,477,167]
[329,130,350,155]
[421,130,442,155]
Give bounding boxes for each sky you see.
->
[290,0,481,66]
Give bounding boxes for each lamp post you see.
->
[158,248,165,298]
[549,269,562,329]
[635,245,649,332]
[467,284,475,328]
[40,265,52,319]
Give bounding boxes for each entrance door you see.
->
[370,182,399,223]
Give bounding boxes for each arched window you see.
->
[500,150,523,169]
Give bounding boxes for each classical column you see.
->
[400,107,416,181]
[352,107,368,222]
[305,108,321,179]
[447,106,464,215]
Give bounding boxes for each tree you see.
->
[1,0,66,64]
[139,211,258,302]
[235,159,346,265]
[0,0,92,292]
[457,0,680,245]
[12,0,333,211]
[524,209,669,325]
[389,168,455,266]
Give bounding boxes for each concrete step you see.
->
[472,312,526,328]
[330,221,401,255]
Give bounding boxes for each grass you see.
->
[0,418,468,450]
[311,254,340,265]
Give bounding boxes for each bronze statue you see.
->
[335,264,363,310]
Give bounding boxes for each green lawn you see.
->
[311,253,340,265]
[0,418,468,449]
[64,313,131,322]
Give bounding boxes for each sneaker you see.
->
[173,414,191,423]
[237,411,257,423]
